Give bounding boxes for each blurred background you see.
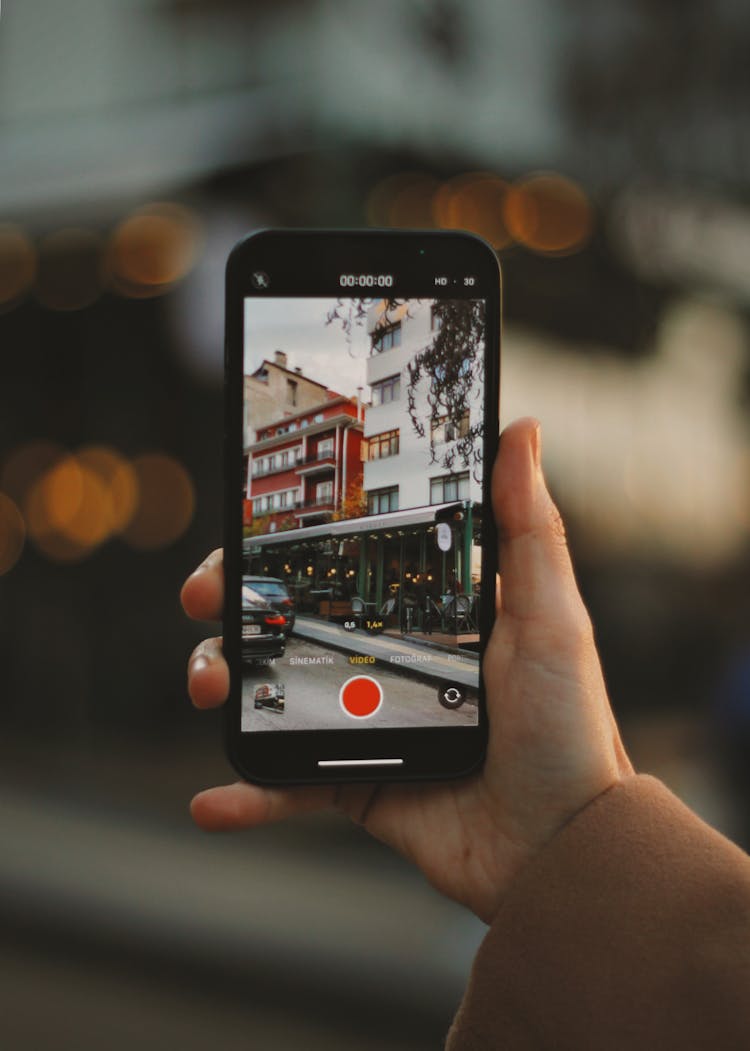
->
[2,1,750,1047]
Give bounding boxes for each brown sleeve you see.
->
[446,774,750,1051]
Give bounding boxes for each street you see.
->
[242,634,478,732]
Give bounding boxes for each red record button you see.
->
[339,675,383,719]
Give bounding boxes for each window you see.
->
[316,480,333,504]
[431,305,443,331]
[430,472,470,504]
[431,412,470,444]
[371,322,402,354]
[371,374,400,406]
[314,412,324,423]
[368,429,399,460]
[317,437,334,458]
[287,378,298,406]
[289,422,298,432]
[368,486,399,515]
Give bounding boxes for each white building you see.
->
[362,300,483,514]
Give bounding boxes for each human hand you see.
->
[181,418,633,925]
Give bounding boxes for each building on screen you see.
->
[362,300,482,515]
[246,390,364,532]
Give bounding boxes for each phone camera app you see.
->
[241,295,484,733]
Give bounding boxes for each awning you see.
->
[243,501,472,552]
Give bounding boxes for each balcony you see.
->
[296,452,336,476]
[252,500,304,516]
[304,448,336,464]
[295,495,335,518]
[252,457,303,479]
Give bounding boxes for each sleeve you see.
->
[446,774,750,1051]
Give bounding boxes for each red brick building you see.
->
[246,394,364,531]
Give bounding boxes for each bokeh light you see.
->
[42,456,112,546]
[0,224,37,310]
[121,454,194,550]
[0,493,26,575]
[433,172,512,248]
[503,172,593,255]
[76,446,139,535]
[3,443,190,560]
[107,202,202,298]
[365,173,440,228]
[35,228,104,311]
[8,444,139,562]
[25,455,103,560]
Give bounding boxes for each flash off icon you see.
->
[251,271,270,290]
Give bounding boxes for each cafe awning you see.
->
[243,501,472,552]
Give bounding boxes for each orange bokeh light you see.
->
[121,454,194,550]
[76,446,139,535]
[26,455,109,556]
[5,442,188,562]
[108,203,201,297]
[19,445,139,561]
[503,173,593,255]
[433,172,512,248]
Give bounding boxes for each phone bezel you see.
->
[224,229,501,785]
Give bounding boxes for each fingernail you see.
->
[530,422,542,470]
[190,656,210,676]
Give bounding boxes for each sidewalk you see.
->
[292,615,480,692]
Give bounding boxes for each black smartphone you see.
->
[223,229,500,784]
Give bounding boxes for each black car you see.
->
[242,584,288,663]
[243,575,296,631]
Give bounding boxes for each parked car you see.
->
[242,584,288,663]
[243,575,296,631]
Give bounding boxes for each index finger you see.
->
[181,548,224,621]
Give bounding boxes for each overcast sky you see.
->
[243,298,374,398]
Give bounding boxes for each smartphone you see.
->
[223,229,500,784]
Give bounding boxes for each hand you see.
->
[181,418,633,925]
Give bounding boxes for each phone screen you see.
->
[240,294,486,734]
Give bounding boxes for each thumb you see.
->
[492,418,587,628]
